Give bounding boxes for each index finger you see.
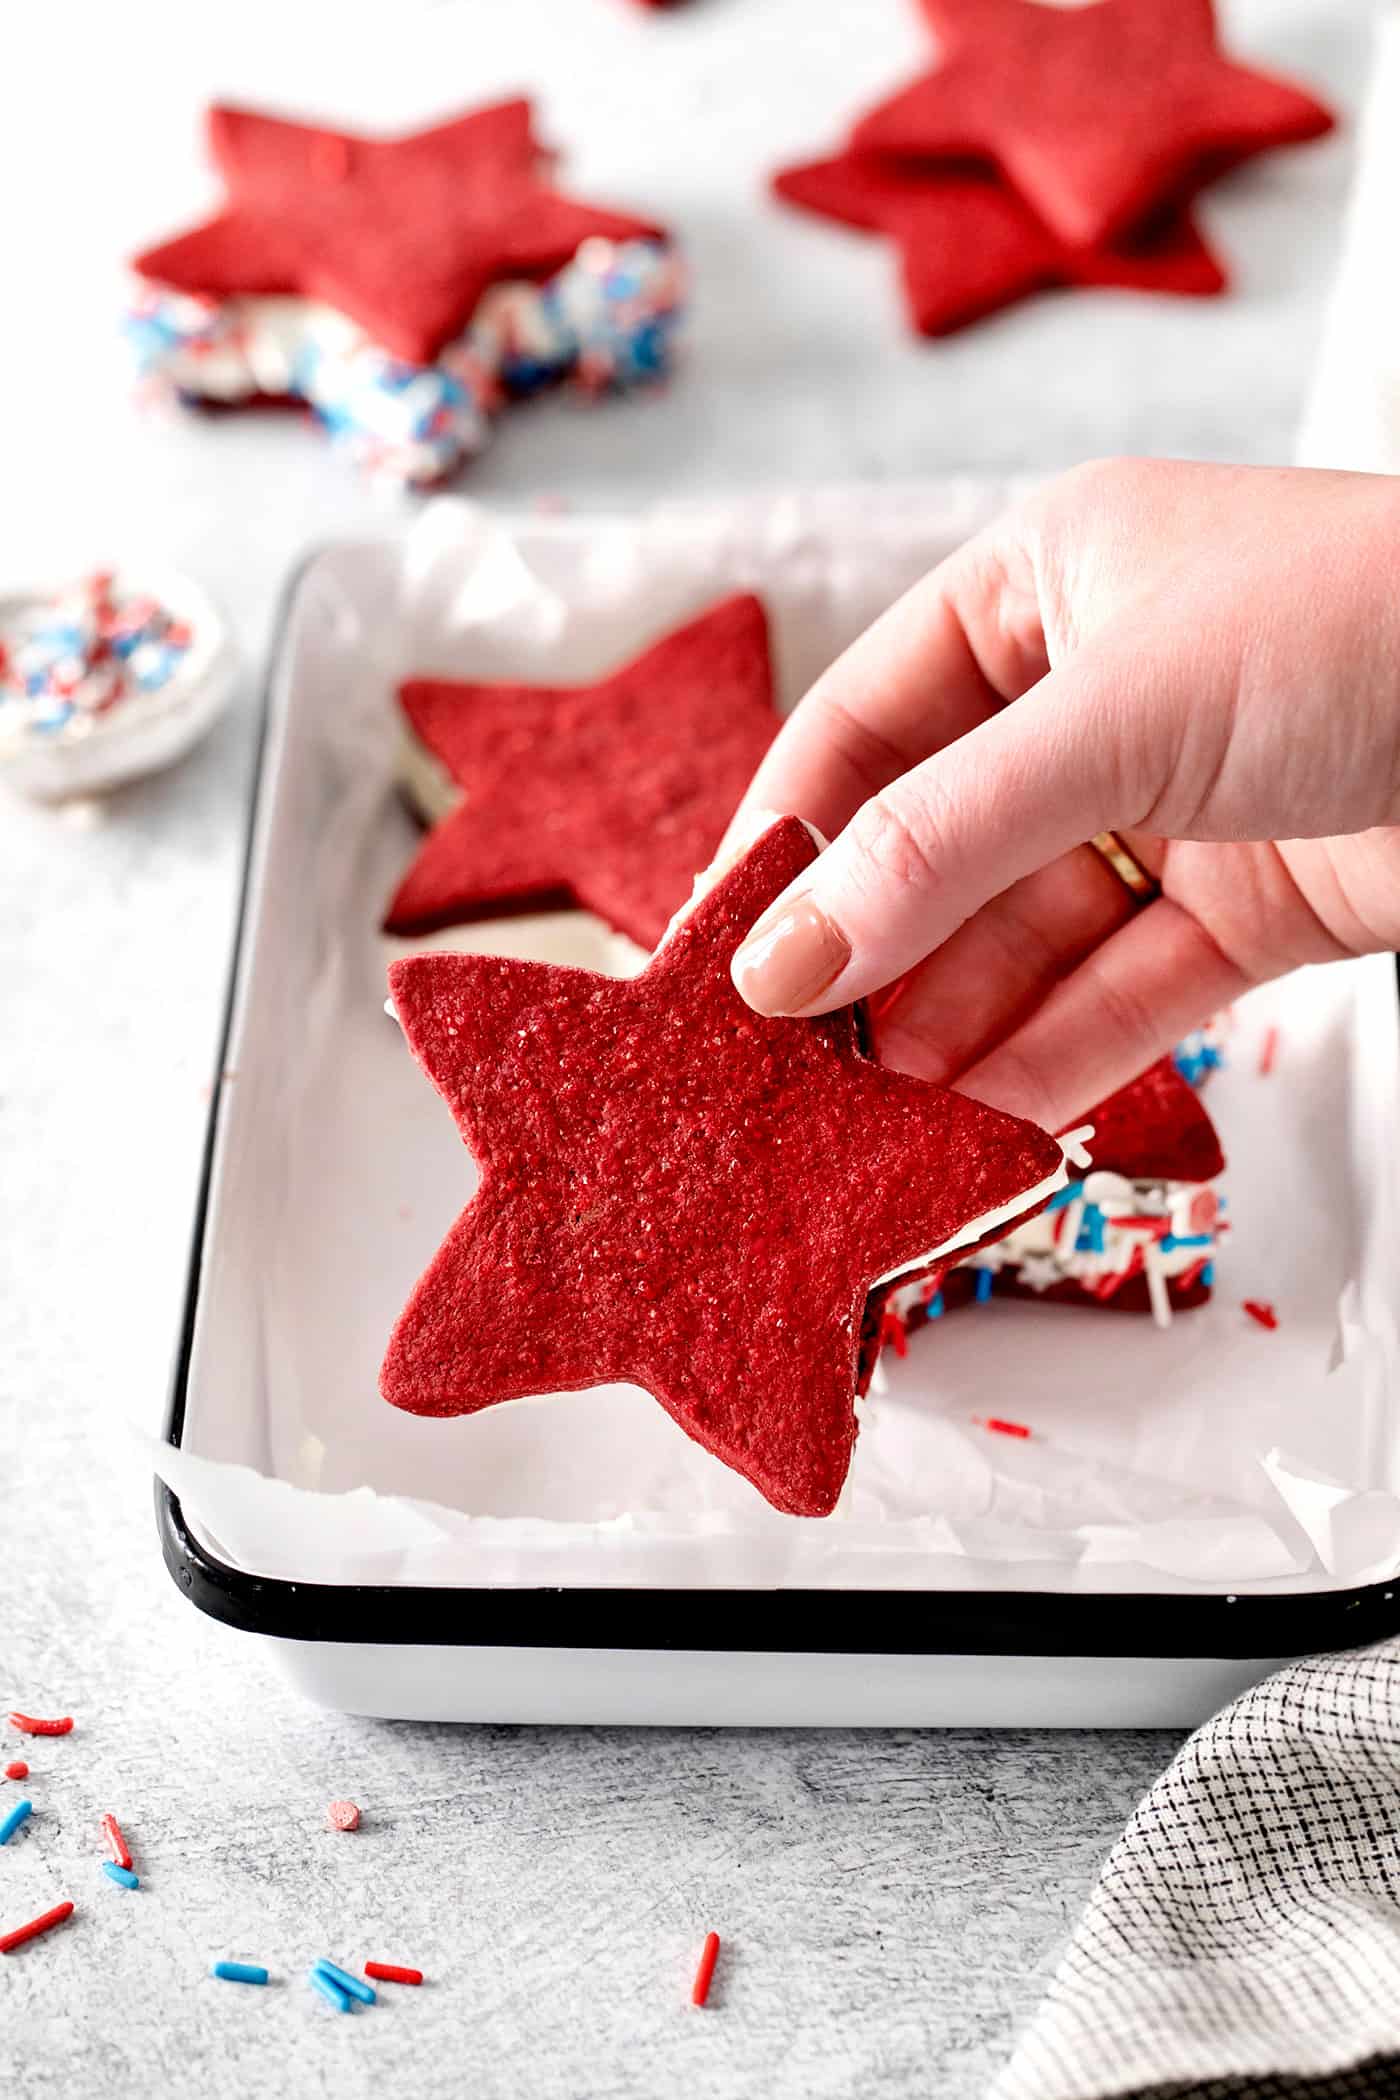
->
[728,522,1051,849]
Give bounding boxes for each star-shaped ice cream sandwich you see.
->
[850,0,1333,250]
[381,818,1068,1516]
[773,153,1224,335]
[886,1053,1226,1332]
[133,100,664,365]
[384,592,782,952]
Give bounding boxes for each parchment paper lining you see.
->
[165,493,1400,1594]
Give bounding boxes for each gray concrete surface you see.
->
[0,0,1371,2089]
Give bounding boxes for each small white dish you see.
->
[0,566,238,802]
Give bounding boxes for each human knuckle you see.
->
[1086,960,1156,1059]
[1057,454,1138,504]
[847,785,945,899]
[815,691,910,786]
[981,1038,1059,1133]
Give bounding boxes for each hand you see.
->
[727,459,1400,1133]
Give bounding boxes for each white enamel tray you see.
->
[158,494,1400,1725]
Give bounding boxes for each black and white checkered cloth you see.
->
[993,1642,1400,2100]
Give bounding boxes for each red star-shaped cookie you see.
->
[384,592,781,951]
[773,152,1224,336]
[850,0,1334,249]
[382,818,1066,1516]
[133,100,664,364]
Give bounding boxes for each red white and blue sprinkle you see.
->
[691,1931,721,2007]
[314,1957,376,2005]
[0,575,193,748]
[8,1712,73,1735]
[212,1960,269,1985]
[309,1964,355,2013]
[0,1799,34,1845]
[101,1813,133,1869]
[1173,1022,1226,1088]
[126,238,682,485]
[0,1900,75,1955]
[879,1038,1230,1359]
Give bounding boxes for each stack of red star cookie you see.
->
[773,0,1334,336]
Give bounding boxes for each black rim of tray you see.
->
[157,546,1400,1659]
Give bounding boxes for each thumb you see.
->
[730,652,1158,1016]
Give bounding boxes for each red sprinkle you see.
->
[8,1713,73,1737]
[1243,1300,1279,1331]
[1093,1248,1139,1299]
[879,1312,908,1360]
[0,1900,75,1955]
[1258,1026,1279,1077]
[3,1763,27,1782]
[327,1799,360,1832]
[979,1416,1032,1439]
[101,1815,132,1871]
[691,1931,721,2008]
[365,1960,424,1986]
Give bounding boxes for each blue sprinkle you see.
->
[0,1799,33,1845]
[1172,1037,1224,1088]
[102,1861,140,1890]
[925,1291,945,1320]
[309,1966,354,2013]
[212,1960,269,1985]
[1202,1263,1215,1288]
[501,354,561,395]
[314,1958,376,2005]
[1075,1205,1106,1255]
[1046,1181,1084,1211]
[1161,1232,1212,1252]
[974,1268,994,1305]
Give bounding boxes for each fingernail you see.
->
[731,894,852,1015]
